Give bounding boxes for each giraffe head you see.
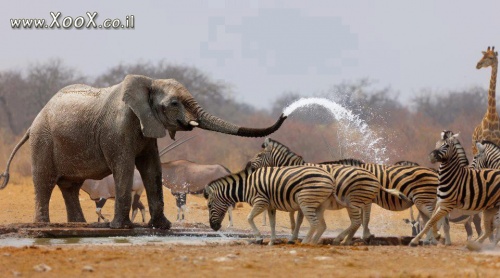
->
[476,46,498,69]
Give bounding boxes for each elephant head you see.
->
[122,75,287,139]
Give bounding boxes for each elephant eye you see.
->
[170,100,179,107]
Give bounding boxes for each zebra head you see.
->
[429,131,460,163]
[248,138,304,170]
[204,182,230,231]
[472,141,499,169]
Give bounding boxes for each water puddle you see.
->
[0,236,241,247]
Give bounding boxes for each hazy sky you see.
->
[2,0,500,109]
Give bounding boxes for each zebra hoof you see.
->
[252,239,263,245]
[409,241,419,247]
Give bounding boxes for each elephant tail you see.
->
[0,128,30,190]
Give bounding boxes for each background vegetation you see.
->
[0,60,487,176]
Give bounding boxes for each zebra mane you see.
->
[479,140,500,149]
[394,160,420,166]
[447,135,469,167]
[264,138,305,161]
[319,158,365,166]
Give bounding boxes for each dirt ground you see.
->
[0,178,499,277]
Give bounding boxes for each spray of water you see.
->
[283,97,388,164]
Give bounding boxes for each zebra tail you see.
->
[333,193,349,208]
[382,188,411,202]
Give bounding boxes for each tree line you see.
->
[0,59,489,176]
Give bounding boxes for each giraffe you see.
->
[472,46,500,155]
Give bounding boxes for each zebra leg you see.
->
[268,209,277,245]
[300,206,319,245]
[464,219,473,241]
[442,216,451,245]
[262,212,267,226]
[361,204,374,240]
[226,205,234,228]
[311,202,329,244]
[247,203,267,244]
[472,213,483,238]
[334,206,362,245]
[410,206,449,247]
[288,210,304,244]
[477,208,497,243]
[415,204,439,245]
[289,211,296,233]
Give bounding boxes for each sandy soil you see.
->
[0,178,499,277]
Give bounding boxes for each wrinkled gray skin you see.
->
[161,160,231,223]
[0,75,287,229]
[82,169,146,223]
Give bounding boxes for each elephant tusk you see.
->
[189,121,199,127]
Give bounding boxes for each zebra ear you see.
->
[476,141,486,153]
[203,188,210,199]
[452,132,460,139]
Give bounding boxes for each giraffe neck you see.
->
[487,62,498,119]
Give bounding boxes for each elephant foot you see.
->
[149,215,171,230]
[110,218,134,229]
[67,215,86,223]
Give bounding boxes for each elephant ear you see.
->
[122,75,166,138]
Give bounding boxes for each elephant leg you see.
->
[136,148,170,230]
[32,174,56,223]
[109,163,135,229]
[31,141,56,223]
[58,181,86,223]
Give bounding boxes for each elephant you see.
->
[81,169,146,223]
[161,160,232,223]
[0,74,287,229]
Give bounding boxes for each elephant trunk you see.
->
[195,107,287,137]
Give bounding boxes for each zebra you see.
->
[409,131,500,246]
[394,161,483,240]
[204,165,336,245]
[470,140,500,241]
[249,138,409,245]
[258,139,445,244]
